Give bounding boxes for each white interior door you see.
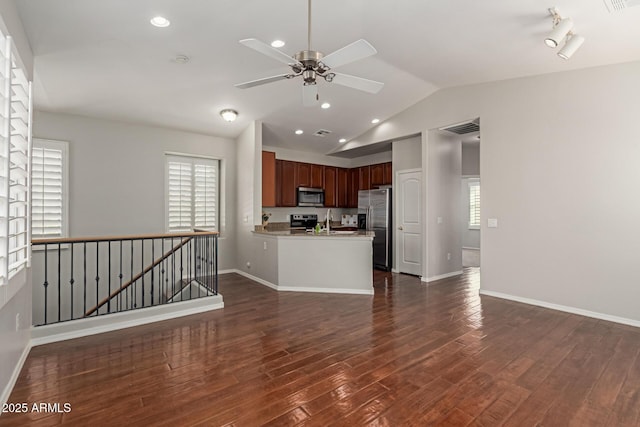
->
[396,170,422,275]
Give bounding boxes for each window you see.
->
[0,31,33,283]
[32,139,68,239]
[165,154,219,232]
[468,179,480,229]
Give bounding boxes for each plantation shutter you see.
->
[7,48,31,277]
[167,160,193,232]
[166,155,219,232]
[32,143,65,238]
[194,163,217,228]
[469,180,480,228]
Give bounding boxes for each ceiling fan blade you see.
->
[302,84,319,107]
[235,74,291,89]
[330,72,384,94]
[321,39,377,69]
[239,38,301,66]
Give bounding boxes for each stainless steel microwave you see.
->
[297,187,324,207]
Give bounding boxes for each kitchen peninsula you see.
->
[250,229,375,295]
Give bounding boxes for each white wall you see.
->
[349,151,392,168]
[236,121,263,274]
[462,143,480,249]
[0,0,33,406]
[425,131,462,279]
[335,60,640,323]
[263,145,351,168]
[32,111,238,270]
[462,143,480,176]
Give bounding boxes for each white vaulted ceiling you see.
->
[15,0,640,154]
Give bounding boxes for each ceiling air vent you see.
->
[603,0,640,11]
[313,129,332,137]
[440,120,480,135]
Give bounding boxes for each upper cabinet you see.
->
[311,164,324,188]
[323,166,337,207]
[262,151,276,207]
[295,162,311,188]
[263,152,392,208]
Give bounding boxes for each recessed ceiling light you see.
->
[295,129,304,135]
[339,138,347,143]
[371,118,380,124]
[150,16,170,28]
[321,102,330,109]
[271,40,285,48]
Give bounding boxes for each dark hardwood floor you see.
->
[2,269,640,426]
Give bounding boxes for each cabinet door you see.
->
[370,163,385,187]
[276,160,282,206]
[262,151,276,207]
[280,160,297,207]
[358,166,371,191]
[323,167,337,207]
[337,168,349,208]
[384,162,393,185]
[296,162,311,188]
[311,164,324,188]
[348,168,359,208]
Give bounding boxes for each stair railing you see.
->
[31,231,218,326]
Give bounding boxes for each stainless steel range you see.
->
[290,214,318,230]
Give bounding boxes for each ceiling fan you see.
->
[235,0,384,107]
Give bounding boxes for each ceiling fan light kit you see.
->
[235,0,384,106]
[545,7,585,59]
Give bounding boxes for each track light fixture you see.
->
[545,7,585,60]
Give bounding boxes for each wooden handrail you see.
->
[84,236,196,317]
[32,231,218,245]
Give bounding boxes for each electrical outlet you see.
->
[437,217,443,224]
[246,261,251,269]
[15,313,20,331]
[263,241,267,250]
[447,253,451,261]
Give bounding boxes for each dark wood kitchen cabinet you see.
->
[384,162,393,185]
[295,162,311,188]
[370,163,385,187]
[278,160,297,207]
[262,151,276,207]
[311,164,324,188]
[337,168,349,208]
[323,166,337,207]
[358,166,371,191]
[348,168,359,208]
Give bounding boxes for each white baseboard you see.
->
[31,295,224,346]
[462,247,480,251]
[422,270,463,283]
[218,269,236,275]
[233,269,373,295]
[480,290,640,328]
[233,269,279,290]
[0,342,31,410]
[278,286,374,295]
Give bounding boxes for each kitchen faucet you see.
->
[326,209,331,233]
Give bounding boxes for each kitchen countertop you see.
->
[253,228,374,238]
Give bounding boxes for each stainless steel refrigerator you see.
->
[358,188,392,271]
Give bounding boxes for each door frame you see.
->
[394,168,423,275]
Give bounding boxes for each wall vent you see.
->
[603,0,640,11]
[313,129,332,137]
[440,120,480,135]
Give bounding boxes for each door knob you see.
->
[398,225,403,230]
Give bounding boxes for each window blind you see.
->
[32,143,65,238]
[469,180,480,229]
[0,32,32,282]
[166,155,219,232]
